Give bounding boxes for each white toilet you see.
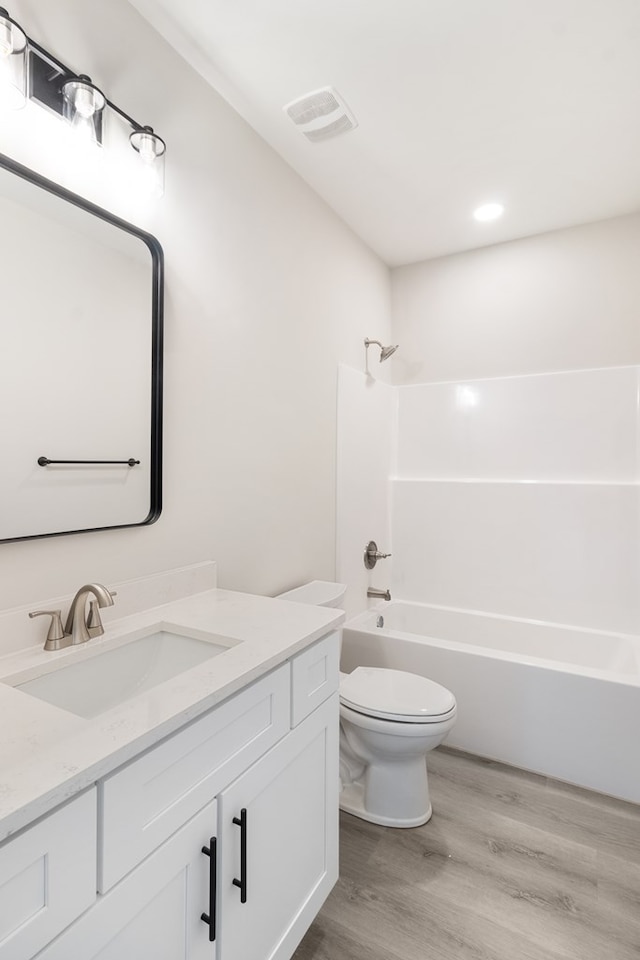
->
[276,580,457,828]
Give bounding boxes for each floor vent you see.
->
[283,86,358,142]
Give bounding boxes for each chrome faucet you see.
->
[29,583,116,650]
[65,584,116,644]
[367,587,391,601]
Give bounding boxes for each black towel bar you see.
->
[38,457,140,467]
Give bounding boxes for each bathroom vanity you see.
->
[0,585,342,960]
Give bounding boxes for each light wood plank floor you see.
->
[293,747,640,960]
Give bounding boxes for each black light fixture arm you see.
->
[13,27,146,134]
[23,35,73,83]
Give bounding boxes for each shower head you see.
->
[364,338,399,362]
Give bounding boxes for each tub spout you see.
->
[367,587,391,601]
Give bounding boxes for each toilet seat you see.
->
[340,666,456,723]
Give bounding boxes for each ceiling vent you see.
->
[283,86,358,143]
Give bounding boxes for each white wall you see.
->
[0,0,391,621]
[391,214,640,384]
[336,366,394,619]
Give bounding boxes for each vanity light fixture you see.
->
[0,7,167,195]
[130,126,166,199]
[0,7,27,110]
[62,75,106,145]
[473,202,505,222]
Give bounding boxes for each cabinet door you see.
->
[0,789,96,960]
[218,694,339,960]
[36,800,218,960]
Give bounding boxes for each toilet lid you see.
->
[340,667,456,722]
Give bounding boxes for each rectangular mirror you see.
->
[0,152,163,542]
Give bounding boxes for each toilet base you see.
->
[339,781,433,828]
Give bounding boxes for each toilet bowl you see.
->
[339,666,456,827]
[275,581,457,827]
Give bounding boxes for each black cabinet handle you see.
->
[232,808,247,903]
[200,837,217,941]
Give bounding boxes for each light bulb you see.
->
[137,132,157,165]
[73,84,96,119]
[130,127,166,198]
[0,18,13,58]
[62,78,105,144]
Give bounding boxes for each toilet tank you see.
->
[275,580,347,608]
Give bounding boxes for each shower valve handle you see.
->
[364,541,392,570]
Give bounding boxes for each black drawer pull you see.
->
[200,837,217,941]
[232,808,247,903]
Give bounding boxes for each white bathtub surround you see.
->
[0,584,343,841]
[337,362,640,634]
[342,602,640,803]
[336,365,395,618]
[335,364,640,799]
[393,479,640,635]
[391,364,640,636]
[396,366,640,482]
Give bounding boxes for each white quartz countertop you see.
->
[0,589,343,843]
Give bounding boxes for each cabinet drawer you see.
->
[99,665,289,892]
[290,632,340,727]
[0,789,97,960]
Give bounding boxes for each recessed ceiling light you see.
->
[473,202,505,222]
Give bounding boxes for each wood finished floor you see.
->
[293,747,640,960]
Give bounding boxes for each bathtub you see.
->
[342,601,640,803]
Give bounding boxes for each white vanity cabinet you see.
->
[217,694,338,960]
[17,631,340,960]
[35,799,217,960]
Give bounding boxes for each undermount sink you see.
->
[14,629,235,719]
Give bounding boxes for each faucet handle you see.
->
[28,609,68,651]
[364,541,392,570]
[87,590,117,638]
[87,600,105,638]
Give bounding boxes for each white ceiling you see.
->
[130,0,640,266]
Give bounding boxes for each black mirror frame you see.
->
[0,150,163,543]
